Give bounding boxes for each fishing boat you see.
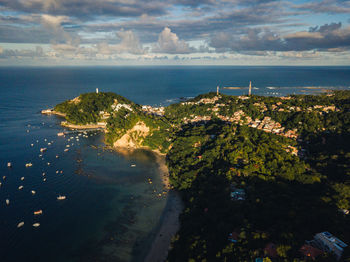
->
[64,148,69,152]
[18,185,23,190]
[31,190,36,195]
[34,210,42,215]
[57,195,66,200]
[21,177,24,181]
[6,199,9,205]
[57,132,64,136]
[33,223,40,227]
[17,222,24,228]
[25,163,32,167]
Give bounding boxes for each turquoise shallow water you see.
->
[1,66,350,262]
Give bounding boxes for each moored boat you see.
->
[34,210,42,215]
[17,222,24,228]
[33,223,40,227]
[57,195,66,200]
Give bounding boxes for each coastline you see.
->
[44,110,183,262]
[112,146,183,262]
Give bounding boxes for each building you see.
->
[300,244,324,260]
[312,232,348,260]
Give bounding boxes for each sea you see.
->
[0,66,350,262]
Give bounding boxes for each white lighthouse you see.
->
[248,81,252,96]
[96,88,99,94]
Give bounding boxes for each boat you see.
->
[57,195,66,200]
[34,210,42,215]
[0,182,2,187]
[3,176,6,180]
[17,222,24,228]
[25,163,33,167]
[6,199,9,205]
[7,162,12,168]
[43,178,46,182]
[21,177,24,181]
[31,190,36,195]
[33,223,40,227]
[40,148,47,152]
[18,185,23,190]
[131,164,136,167]
[64,149,69,152]
[57,132,64,136]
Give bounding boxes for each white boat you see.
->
[47,162,50,166]
[131,164,136,167]
[40,148,47,152]
[3,176,6,180]
[0,182,2,187]
[6,199,9,205]
[33,223,40,227]
[31,144,34,147]
[57,195,66,200]
[31,190,36,195]
[18,185,23,190]
[17,222,24,228]
[64,149,69,152]
[66,145,70,148]
[21,177,24,181]
[34,210,42,215]
[25,163,33,167]
[43,178,46,182]
[57,132,64,136]
[7,162,12,168]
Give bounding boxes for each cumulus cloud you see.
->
[96,29,146,55]
[153,27,194,54]
[0,46,45,58]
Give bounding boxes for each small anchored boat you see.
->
[34,210,42,215]
[6,199,9,205]
[25,163,33,167]
[33,223,40,227]
[18,185,24,190]
[57,195,66,200]
[17,222,24,228]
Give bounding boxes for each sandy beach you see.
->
[144,155,183,262]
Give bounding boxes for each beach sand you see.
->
[144,154,183,262]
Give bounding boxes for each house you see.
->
[264,243,278,258]
[300,244,324,260]
[313,232,348,260]
[230,186,245,201]
[228,232,239,243]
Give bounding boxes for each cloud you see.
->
[97,29,146,55]
[153,27,193,54]
[0,46,45,58]
[209,23,350,53]
[0,0,168,18]
[293,0,350,14]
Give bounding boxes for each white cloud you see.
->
[153,27,193,54]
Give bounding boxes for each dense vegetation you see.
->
[166,91,350,262]
[54,90,350,261]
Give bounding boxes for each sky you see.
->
[1,0,350,65]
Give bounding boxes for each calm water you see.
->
[0,66,350,262]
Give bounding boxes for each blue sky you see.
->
[0,0,350,65]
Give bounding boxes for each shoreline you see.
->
[44,110,183,262]
[110,146,183,262]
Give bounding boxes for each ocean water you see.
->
[0,66,350,262]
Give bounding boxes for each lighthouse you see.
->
[248,81,252,96]
[96,88,99,94]
[217,86,219,96]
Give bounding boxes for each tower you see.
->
[217,86,219,96]
[96,88,99,94]
[248,81,252,96]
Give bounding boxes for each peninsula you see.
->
[45,90,350,261]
